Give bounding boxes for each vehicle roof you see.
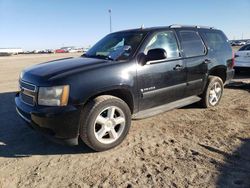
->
[113,25,220,34]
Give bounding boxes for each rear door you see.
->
[175,29,208,96]
[137,30,187,110]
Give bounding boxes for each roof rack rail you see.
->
[169,24,215,29]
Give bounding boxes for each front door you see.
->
[137,30,187,111]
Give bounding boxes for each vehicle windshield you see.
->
[239,44,250,51]
[84,31,147,61]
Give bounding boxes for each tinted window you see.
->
[145,31,180,59]
[203,31,230,52]
[239,44,250,51]
[179,31,206,57]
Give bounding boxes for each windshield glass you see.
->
[239,44,250,51]
[84,31,147,61]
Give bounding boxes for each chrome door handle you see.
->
[173,64,183,71]
[203,59,212,64]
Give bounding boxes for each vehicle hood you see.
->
[21,57,108,83]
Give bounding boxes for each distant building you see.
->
[0,48,23,55]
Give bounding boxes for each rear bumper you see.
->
[235,61,250,68]
[234,66,250,71]
[15,92,81,146]
[225,69,235,85]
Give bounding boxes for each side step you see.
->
[132,96,201,120]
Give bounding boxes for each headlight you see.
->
[38,85,69,106]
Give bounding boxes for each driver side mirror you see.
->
[138,48,167,65]
[147,48,167,62]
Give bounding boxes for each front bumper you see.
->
[15,92,81,146]
[225,69,235,85]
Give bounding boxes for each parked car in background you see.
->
[55,47,80,53]
[234,44,250,73]
[68,48,79,53]
[0,48,23,55]
[230,41,236,46]
[239,41,246,46]
[55,48,68,53]
[232,41,246,46]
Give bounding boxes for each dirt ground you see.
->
[0,53,250,188]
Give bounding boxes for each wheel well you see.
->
[209,66,227,83]
[87,89,134,114]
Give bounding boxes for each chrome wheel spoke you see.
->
[97,126,107,139]
[210,89,215,95]
[109,128,118,139]
[215,86,221,94]
[210,96,215,104]
[214,95,218,102]
[107,107,116,119]
[96,115,107,125]
[114,117,125,125]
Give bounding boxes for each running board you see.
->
[132,96,201,120]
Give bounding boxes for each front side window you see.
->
[179,31,206,57]
[85,32,147,61]
[145,31,180,59]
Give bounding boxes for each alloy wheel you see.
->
[209,82,222,106]
[94,106,126,144]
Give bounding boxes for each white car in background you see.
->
[234,44,250,72]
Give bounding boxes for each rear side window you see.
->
[203,31,230,52]
[239,44,250,51]
[179,31,206,57]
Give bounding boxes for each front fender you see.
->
[67,61,139,111]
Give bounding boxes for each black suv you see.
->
[15,25,235,151]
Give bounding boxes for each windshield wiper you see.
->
[82,54,114,61]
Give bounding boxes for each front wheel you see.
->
[200,76,224,108]
[79,95,131,151]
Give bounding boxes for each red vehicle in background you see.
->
[55,48,68,53]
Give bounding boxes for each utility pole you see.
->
[108,9,112,33]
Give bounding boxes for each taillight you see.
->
[231,51,235,69]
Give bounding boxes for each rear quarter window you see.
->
[179,31,206,57]
[202,31,231,52]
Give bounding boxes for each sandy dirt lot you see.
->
[0,53,250,188]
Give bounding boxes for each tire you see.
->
[200,76,224,108]
[79,95,131,151]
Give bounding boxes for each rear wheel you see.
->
[200,76,224,108]
[79,95,131,151]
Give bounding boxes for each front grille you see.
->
[20,93,34,106]
[19,80,37,106]
[20,81,36,91]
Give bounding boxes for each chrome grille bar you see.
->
[19,80,37,106]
